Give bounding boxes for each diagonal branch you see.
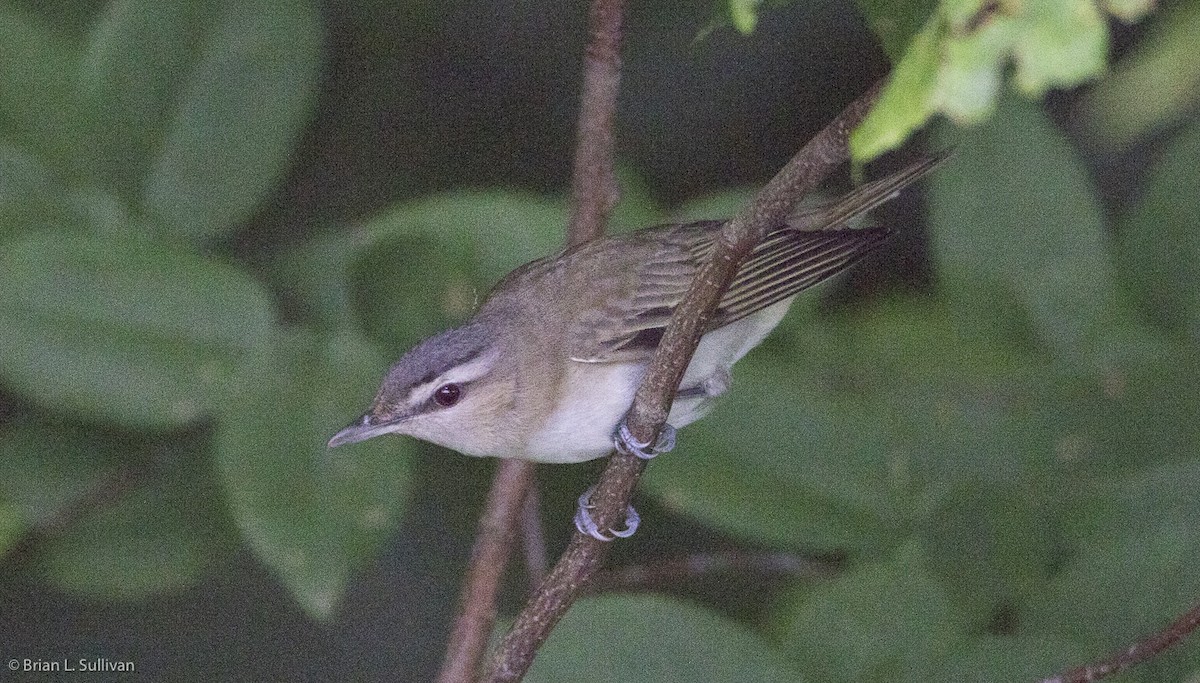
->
[483,79,886,683]
[434,0,627,681]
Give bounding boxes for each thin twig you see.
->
[434,0,627,679]
[1039,600,1200,683]
[435,460,536,683]
[567,0,625,244]
[483,80,886,683]
[521,485,549,589]
[589,550,844,593]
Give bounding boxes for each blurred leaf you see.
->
[930,634,1084,683]
[1060,457,1200,556]
[361,191,568,283]
[345,191,570,351]
[268,232,364,330]
[35,434,239,599]
[1022,511,1200,656]
[0,496,22,558]
[728,0,762,34]
[918,482,1055,623]
[526,595,805,683]
[929,96,1121,364]
[214,328,414,620]
[855,0,938,60]
[779,541,969,683]
[1076,1,1200,151]
[350,232,481,354]
[0,142,151,240]
[0,232,275,428]
[670,187,756,224]
[0,2,82,168]
[1058,350,1200,473]
[79,0,322,241]
[647,293,1061,553]
[1117,118,1200,340]
[852,0,1135,161]
[646,349,901,553]
[0,422,123,526]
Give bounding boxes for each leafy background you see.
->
[0,0,1197,680]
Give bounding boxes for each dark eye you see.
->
[433,383,462,408]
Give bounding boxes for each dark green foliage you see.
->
[0,0,1193,680]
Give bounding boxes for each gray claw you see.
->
[614,421,676,460]
[573,486,640,541]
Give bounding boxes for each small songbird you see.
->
[329,155,944,537]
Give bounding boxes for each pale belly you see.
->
[521,298,793,463]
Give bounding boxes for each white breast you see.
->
[522,297,795,464]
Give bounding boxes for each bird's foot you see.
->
[614,421,676,460]
[573,485,640,541]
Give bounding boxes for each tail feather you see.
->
[787,150,952,231]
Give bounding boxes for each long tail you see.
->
[786,150,952,231]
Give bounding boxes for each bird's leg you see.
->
[573,485,640,541]
[614,420,676,460]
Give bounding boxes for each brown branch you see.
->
[589,550,844,593]
[483,80,886,683]
[1039,600,1200,683]
[520,485,549,589]
[567,0,625,244]
[434,0,627,680]
[435,460,536,683]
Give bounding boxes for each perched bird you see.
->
[329,154,944,538]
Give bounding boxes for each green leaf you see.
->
[1059,350,1200,474]
[1117,118,1200,340]
[728,0,762,34]
[0,496,22,559]
[346,191,570,350]
[645,349,901,552]
[917,482,1055,623]
[214,328,414,620]
[1022,512,1200,655]
[852,0,1132,161]
[854,0,938,60]
[930,635,1085,683]
[350,231,482,354]
[0,3,82,168]
[0,142,151,240]
[1060,458,1200,556]
[1077,1,1200,151]
[929,96,1120,363]
[361,191,568,283]
[1009,0,1107,96]
[646,293,1061,553]
[35,434,239,599]
[526,595,804,683]
[0,422,123,526]
[0,232,276,428]
[79,0,322,241]
[779,541,969,683]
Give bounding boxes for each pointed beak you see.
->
[327,414,398,449]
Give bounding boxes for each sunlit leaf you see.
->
[852,0,1140,161]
